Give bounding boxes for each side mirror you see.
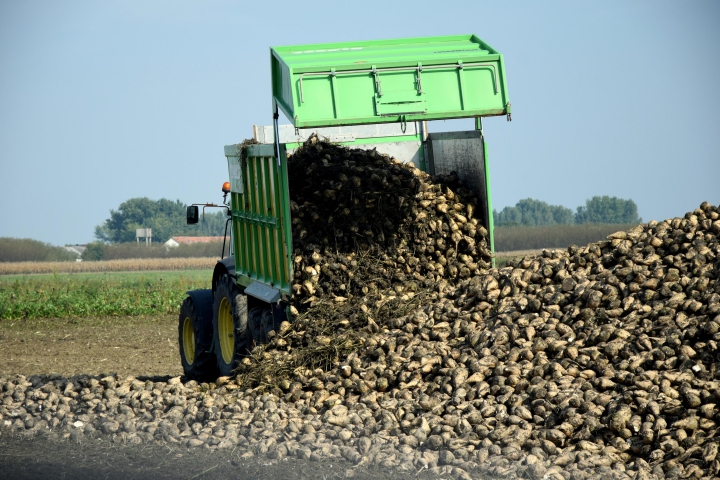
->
[186,206,199,224]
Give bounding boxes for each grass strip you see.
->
[0,273,211,320]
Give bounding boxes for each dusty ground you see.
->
[0,432,435,480]
[0,315,182,377]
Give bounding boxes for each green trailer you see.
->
[271,34,510,127]
[178,35,510,380]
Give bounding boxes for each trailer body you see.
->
[223,143,293,300]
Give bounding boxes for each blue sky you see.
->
[1,0,718,245]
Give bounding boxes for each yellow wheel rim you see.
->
[182,317,195,365]
[218,297,234,364]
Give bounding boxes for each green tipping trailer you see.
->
[179,35,510,380]
[271,34,510,127]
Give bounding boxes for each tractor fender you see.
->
[212,256,236,294]
[185,289,214,328]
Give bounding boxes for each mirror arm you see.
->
[190,203,226,223]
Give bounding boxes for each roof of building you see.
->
[167,236,223,245]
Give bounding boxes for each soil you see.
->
[0,315,182,377]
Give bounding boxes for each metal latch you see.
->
[244,282,281,304]
[374,91,427,116]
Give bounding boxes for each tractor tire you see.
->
[179,296,219,381]
[248,306,266,345]
[212,274,251,377]
[248,306,283,345]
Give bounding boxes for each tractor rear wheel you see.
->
[178,297,218,381]
[248,306,282,345]
[212,274,251,377]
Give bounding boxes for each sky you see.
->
[1,0,718,246]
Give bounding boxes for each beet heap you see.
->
[287,134,493,307]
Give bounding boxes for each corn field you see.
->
[0,257,217,276]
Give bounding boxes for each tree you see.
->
[0,238,76,262]
[494,198,574,227]
[575,196,641,224]
[94,197,228,243]
[494,206,523,227]
[81,242,105,261]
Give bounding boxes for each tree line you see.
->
[0,238,77,263]
[493,196,641,228]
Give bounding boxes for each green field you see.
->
[0,270,212,320]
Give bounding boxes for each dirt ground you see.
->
[0,315,183,377]
[0,432,437,480]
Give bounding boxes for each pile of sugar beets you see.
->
[1,136,718,480]
[237,137,720,479]
[287,134,493,305]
